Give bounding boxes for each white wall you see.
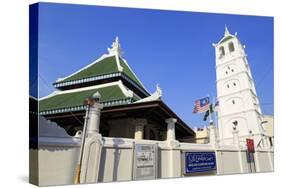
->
[31,136,274,186]
[30,146,80,186]
[216,151,242,174]
[98,147,134,182]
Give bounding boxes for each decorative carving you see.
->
[165,118,177,125]
[134,84,162,103]
[156,84,162,98]
[107,36,124,57]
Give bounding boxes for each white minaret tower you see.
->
[213,26,266,147]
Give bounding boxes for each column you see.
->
[86,100,103,136]
[209,121,216,146]
[79,92,104,184]
[165,118,177,140]
[232,129,247,173]
[262,134,271,149]
[164,118,180,178]
[232,129,240,147]
[134,119,146,140]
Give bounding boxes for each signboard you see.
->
[133,144,157,180]
[184,152,216,173]
[246,138,255,153]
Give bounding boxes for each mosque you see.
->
[38,26,273,147]
[30,26,274,186]
[39,37,195,142]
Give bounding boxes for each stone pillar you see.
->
[262,134,271,149]
[267,149,274,171]
[232,129,240,147]
[232,129,246,173]
[134,119,146,140]
[86,101,103,136]
[164,118,180,178]
[209,121,216,146]
[80,92,104,184]
[165,118,177,140]
[134,125,144,140]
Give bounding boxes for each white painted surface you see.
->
[214,27,265,146]
[30,135,274,186]
[2,1,279,188]
[31,146,80,186]
[165,118,177,141]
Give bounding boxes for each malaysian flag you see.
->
[193,97,210,114]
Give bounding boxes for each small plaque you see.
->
[133,144,157,180]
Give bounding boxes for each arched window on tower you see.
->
[219,46,225,58]
[229,42,235,52]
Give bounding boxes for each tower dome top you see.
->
[224,25,230,36]
[213,25,237,47]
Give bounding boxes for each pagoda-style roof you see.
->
[43,99,195,139]
[40,81,140,115]
[56,56,142,87]
[53,37,149,97]
[39,37,195,140]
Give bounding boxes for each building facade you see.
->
[39,37,195,141]
[213,27,267,147]
[30,31,274,187]
[263,115,274,147]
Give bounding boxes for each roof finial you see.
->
[224,25,230,36]
[156,84,162,98]
[107,36,123,57]
[134,84,162,103]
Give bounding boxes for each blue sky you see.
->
[36,3,273,128]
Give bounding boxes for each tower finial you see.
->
[115,36,119,44]
[224,25,230,36]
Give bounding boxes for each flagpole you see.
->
[214,97,219,128]
[207,94,213,124]
[212,96,216,125]
[74,104,90,184]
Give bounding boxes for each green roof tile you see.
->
[219,35,233,44]
[62,56,119,82]
[56,55,145,91]
[39,84,130,112]
[119,57,143,87]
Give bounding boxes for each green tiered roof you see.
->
[40,83,138,115]
[52,37,150,98]
[62,56,119,82]
[40,37,149,115]
[119,57,142,86]
[55,56,143,89]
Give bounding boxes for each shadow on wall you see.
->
[98,138,126,182]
